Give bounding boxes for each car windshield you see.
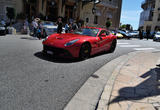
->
[118,30,126,34]
[73,28,99,37]
[0,23,4,27]
[156,32,160,35]
[42,21,55,25]
[131,31,138,33]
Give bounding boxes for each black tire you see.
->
[109,39,117,53]
[79,43,91,60]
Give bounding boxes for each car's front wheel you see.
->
[79,43,91,60]
[108,39,117,53]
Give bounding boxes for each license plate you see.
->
[47,51,53,55]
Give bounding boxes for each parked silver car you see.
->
[129,31,139,38]
[153,31,160,41]
[42,21,65,37]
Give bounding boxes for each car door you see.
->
[97,30,112,51]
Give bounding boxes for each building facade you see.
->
[80,0,122,29]
[139,0,160,32]
[0,0,122,29]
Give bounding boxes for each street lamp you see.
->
[92,7,96,14]
[92,0,101,14]
[94,0,101,4]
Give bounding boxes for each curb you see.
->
[96,50,160,110]
[64,51,139,110]
[96,51,139,110]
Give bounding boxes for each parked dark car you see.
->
[118,30,131,39]
[0,23,6,35]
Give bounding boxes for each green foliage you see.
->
[120,24,133,30]
[106,20,112,29]
[120,24,126,29]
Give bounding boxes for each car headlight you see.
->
[0,27,5,30]
[64,39,79,47]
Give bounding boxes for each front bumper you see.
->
[43,45,74,58]
[153,37,160,41]
[0,30,6,35]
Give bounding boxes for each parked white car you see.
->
[129,31,139,38]
[0,23,6,35]
[42,21,65,37]
[153,31,160,41]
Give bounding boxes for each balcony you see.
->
[141,0,155,9]
[96,0,118,9]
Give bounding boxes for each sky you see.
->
[120,0,144,30]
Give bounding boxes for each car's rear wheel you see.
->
[109,39,117,53]
[79,43,91,60]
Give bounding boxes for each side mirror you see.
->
[99,33,106,37]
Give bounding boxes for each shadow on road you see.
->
[34,52,81,63]
[34,50,113,63]
[21,37,39,40]
[109,67,160,105]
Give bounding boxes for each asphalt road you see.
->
[0,35,160,110]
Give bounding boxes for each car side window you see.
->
[106,31,110,36]
[99,30,110,36]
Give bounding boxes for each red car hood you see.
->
[44,33,92,47]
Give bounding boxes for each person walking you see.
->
[57,17,63,34]
[32,19,38,37]
[65,22,69,33]
[139,29,143,40]
[72,21,78,31]
[37,20,43,40]
[146,30,150,40]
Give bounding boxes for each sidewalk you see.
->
[97,51,160,110]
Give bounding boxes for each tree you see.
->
[120,24,126,29]
[6,7,16,25]
[106,18,112,29]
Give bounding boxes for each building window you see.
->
[86,18,89,23]
[94,16,98,24]
[158,14,160,21]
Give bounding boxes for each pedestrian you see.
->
[146,30,150,40]
[68,23,73,33]
[65,22,69,33]
[72,21,78,31]
[32,19,38,37]
[139,29,143,40]
[1,19,6,26]
[24,18,29,34]
[37,20,43,40]
[57,17,63,34]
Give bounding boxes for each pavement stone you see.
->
[96,51,160,110]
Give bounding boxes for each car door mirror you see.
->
[99,33,106,37]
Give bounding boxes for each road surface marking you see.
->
[117,43,130,45]
[119,45,141,47]
[134,48,155,51]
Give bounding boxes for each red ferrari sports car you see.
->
[42,27,117,59]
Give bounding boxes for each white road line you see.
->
[134,48,155,51]
[117,43,130,45]
[119,45,141,47]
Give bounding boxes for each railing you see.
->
[98,0,118,9]
[141,0,155,7]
